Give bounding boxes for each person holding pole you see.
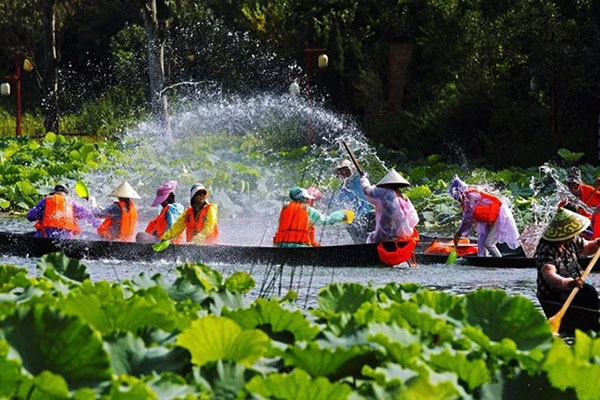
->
[536,208,600,332]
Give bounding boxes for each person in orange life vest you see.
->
[27,184,96,239]
[161,183,218,245]
[273,187,349,248]
[96,182,140,242]
[136,180,184,243]
[449,176,520,257]
[360,169,419,244]
[561,167,600,219]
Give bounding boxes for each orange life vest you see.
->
[184,204,218,244]
[97,200,137,242]
[145,205,183,244]
[377,229,420,266]
[35,194,81,236]
[424,238,478,257]
[463,189,502,223]
[273,201,312,246]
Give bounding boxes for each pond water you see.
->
[0,214,573,309]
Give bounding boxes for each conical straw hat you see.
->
[542,208,589,241]
[376,169,410,188]
[109,181,141,199]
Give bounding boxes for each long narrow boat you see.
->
[0,231,592,269]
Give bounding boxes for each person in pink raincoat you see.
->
[360,169,419,243]
[448,176,520,257]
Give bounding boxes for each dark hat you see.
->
[52,184,69,195]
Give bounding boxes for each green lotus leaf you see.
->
[223,298,320,343]
[543,331,600,399]
[105,332,189,376]
[0,340,24,397]
[107,375,158,400]
[0,265,28,288]
[176,316,269,367]
[0,305,111,389]
[405,185,432,202]
[410,289,462,315]
[367,323,422,366]
[362,363,418,386]
[176,263,223,291]
[427,349,490,390]
[398,364,468,400]
[195,361,247,399]
[353,301,392,326]
[37,252,90,283]
[144,372,196,400]
[481,370,575,400]
[557,148,584,163]
[207,290,249,315]
[61,280,178,335]
[449,289,552,350]
[224,271,255,294]
[376,282,421,303]
[245,368,353,400]
[18,371,70,399]
[315,283,376,318]
[388,302,456,344]
[280,341,365,378]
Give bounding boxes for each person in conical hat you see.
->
[95,181,139,242]
[331,159,374,244]
[136,180,185,243]
[535,208,600,330]
[273,186,349,247]
[161,183,219,245]
[359,168,418,244]
[558,167,600,240]
[449,175,520,257]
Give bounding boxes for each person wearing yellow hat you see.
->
[161,183,219,245]
[96,181,140,242]
[536,208,600,330]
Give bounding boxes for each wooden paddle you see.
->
[341,140,363,175]
[548,245,600,335]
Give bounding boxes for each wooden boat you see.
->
[538,299,600,334]
[0,231,592,269]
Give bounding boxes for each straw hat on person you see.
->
[109,181,141,199]
[542,208,590,241]
[190,183,209,199]
[376,169,410,188]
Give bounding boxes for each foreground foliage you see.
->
[0,252,596,398]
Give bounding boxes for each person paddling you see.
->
[137,180,184,243]
[560,167,600,239]
[273,187,349,247]
[449,176,520,257]
[96,181,140,242]
[331,159,375,243]
[536,208,600,331]
[27,184,96,239]
[161,183,219,245]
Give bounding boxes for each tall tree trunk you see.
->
[142,0,171,138]
[43,0,59,133]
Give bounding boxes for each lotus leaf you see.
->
[0,264,28,289]
[280,341,366,378]
[315,282,376,318]
[0,340,24,397]
[0,305,111,389]
[224,271,255,294]
[245,368,353,400]
[176,316,269,367]
[37,252,90,283]
[105,332,189,376]
[427,349,490,390]
[194,361,247,400]
[144,372,196,400]
[388,302,456,344]
[107,375,158,399]
[449,289,552,350]
[367,323,422,366]
[61,280,178,334]
[224,298,319,343]
[18,371,70,399]
[410,289,463,315]
[176,263,223,291]
[362,363,418,386]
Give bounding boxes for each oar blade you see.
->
[548,313,562,336]
[152,240,170,252]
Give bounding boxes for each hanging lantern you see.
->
[317,54,328,69]
[23,59,33,72]
[288,82,300,95]
[0,83,10,96]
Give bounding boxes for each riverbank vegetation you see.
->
[1,1,599,166]
[0,253,594,398]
